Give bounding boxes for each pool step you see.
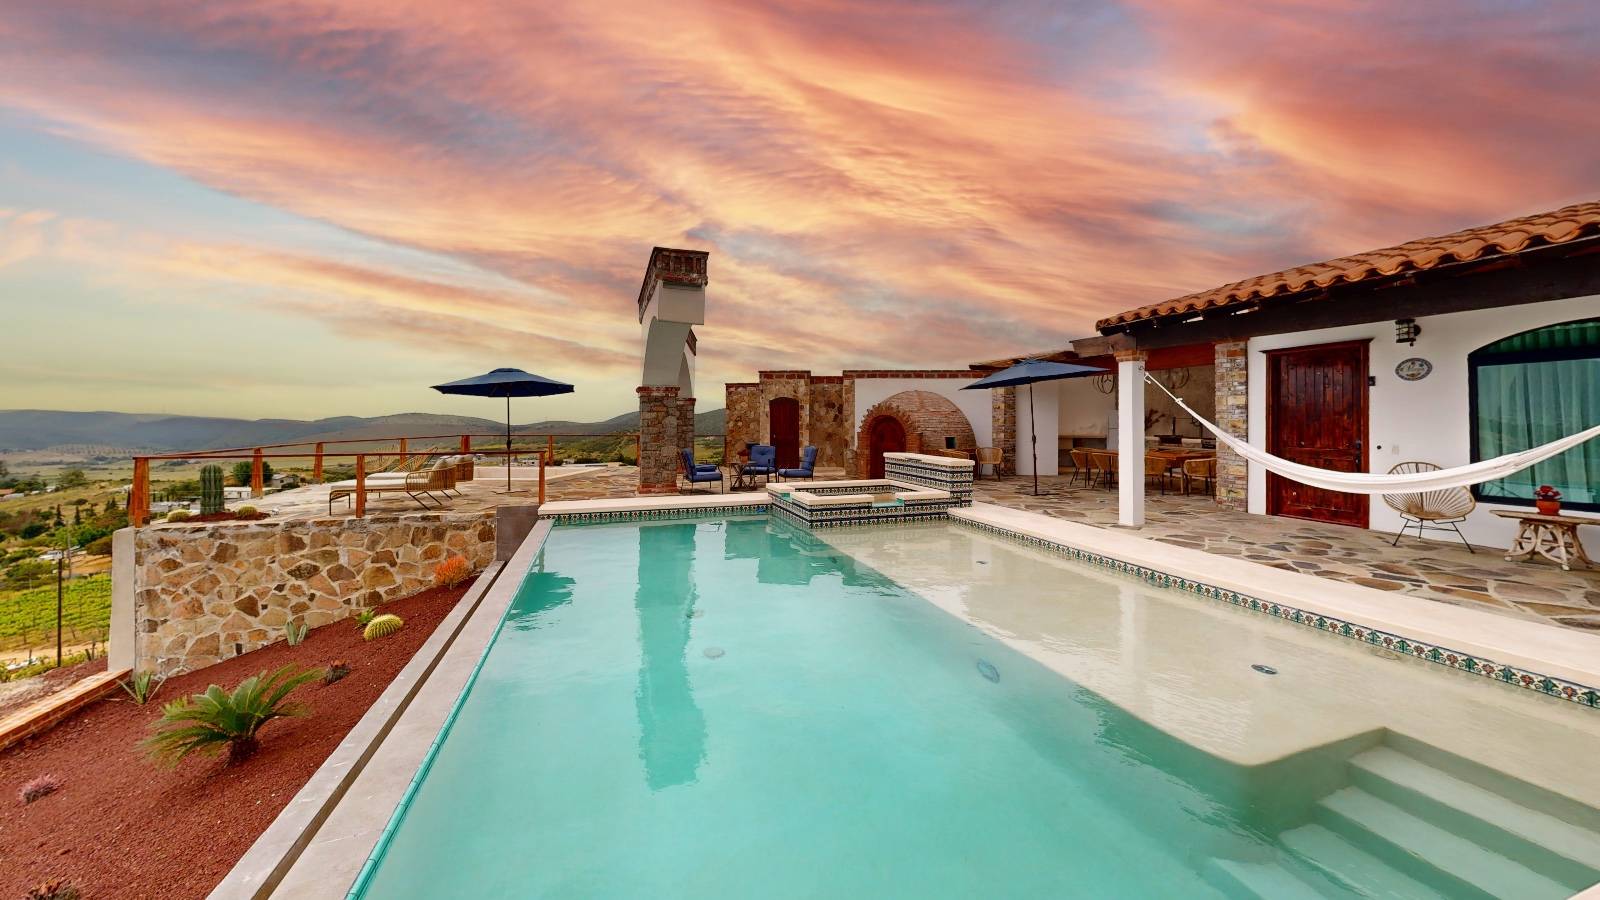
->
[1205,740,1600,898]
[1202,856,1334,900]
[1278,824,1444,899]
[1316,787,1574,899]
[1347,745,1600,889]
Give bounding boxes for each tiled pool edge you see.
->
[216,519,553,900]
[949,507,1600,714]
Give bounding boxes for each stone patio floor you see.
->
[971,475,1600,632]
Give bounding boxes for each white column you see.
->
[1117,353,1145,526]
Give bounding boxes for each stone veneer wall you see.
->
[807,377,848,467]
[676,396,697,460]
[637,384,681,494]
[129,512,495,675]
[1214,340,1248,510]
[724,383,761,458]
[991,386,1016,475]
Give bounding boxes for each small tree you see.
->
[230,460,274,488]
[57,469,88,489]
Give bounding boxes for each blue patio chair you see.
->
[742,444,777,485]
[680,448,724,493]
[778,446,818,481]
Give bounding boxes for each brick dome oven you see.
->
[855,390,977,479]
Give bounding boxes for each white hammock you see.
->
[1143,375,1600,496]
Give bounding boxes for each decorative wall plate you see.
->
[1395,357,1432,381]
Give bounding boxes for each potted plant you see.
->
[1534,485,1562,516]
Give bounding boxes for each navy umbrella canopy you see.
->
[964,359,1108,495]
[431,368,574,492]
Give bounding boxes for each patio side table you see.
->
[725,464,758,492]
[1492,510,1597,571]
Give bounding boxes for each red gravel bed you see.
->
[0,578,476,900]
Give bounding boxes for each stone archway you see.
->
[855,390,976,479]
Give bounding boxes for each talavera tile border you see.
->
[543,504,769,525]
[952,517,1600,713]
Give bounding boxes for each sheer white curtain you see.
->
[1476,358,1600,504]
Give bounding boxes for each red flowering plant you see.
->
[1533,485,1562,501]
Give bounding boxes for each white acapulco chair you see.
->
[1381,461,1476,553]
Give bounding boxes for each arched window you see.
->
[1469,318,1600,510]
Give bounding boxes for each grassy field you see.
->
[0,573,111,656]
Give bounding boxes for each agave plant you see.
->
[144,665,321,766]
[284,619,308,646]
[120,671,165,705]
[363,614,404,641]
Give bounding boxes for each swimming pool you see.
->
[353,517,1600,899]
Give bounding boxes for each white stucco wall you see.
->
[1058,377,1114,439]
[1245,294,1600,549]
[1016,381,1061,475]
[850,378,995,448]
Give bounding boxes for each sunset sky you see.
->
[1,1,1596,423]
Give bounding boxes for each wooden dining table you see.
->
[1081,448,1216,492]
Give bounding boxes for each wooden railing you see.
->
[126,432,641,526]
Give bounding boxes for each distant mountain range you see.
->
[0,408,726,453]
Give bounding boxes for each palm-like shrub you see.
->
[363,614,404,641]
[145,665,320,766]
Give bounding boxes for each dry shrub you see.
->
[433,555,471,588]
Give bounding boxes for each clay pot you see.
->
[1536,499,1561,516]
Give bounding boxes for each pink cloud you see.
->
[0,0,1594,414]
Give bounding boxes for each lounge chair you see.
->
[742,445,777,485]
[680,449,725,493]
[778,446,818,482]
[1382,461,1475,552]
[328,457,454,513]
[1068,448,1090,486]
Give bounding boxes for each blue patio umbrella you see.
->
[431,367,574,493]
[964,359,1108,496]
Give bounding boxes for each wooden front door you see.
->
[867,416,906,479]
[1267,340,1369,527]
[769,397,800,469]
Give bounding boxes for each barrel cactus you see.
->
[199,464,225,515]
[362,614,404,641]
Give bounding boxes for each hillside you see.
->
[0,408,726,452]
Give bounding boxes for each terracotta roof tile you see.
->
[1096,201,1600,330]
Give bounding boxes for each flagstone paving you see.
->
[971,475,1600,631]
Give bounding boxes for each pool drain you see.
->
[1251,664,1278,675]
[977,659,1000,683]
[704,647,725,659]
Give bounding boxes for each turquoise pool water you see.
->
[352,517,1599,898]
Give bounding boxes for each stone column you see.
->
[991,386,1017,475]
[676,396,697,461]
[637,385,681,495]
[1214,341,1248,510]
[1115,349,1146,527]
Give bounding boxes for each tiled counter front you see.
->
[125,512,495,675]
[883,452,974,505]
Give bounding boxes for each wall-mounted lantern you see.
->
[1394,319,1421,345]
